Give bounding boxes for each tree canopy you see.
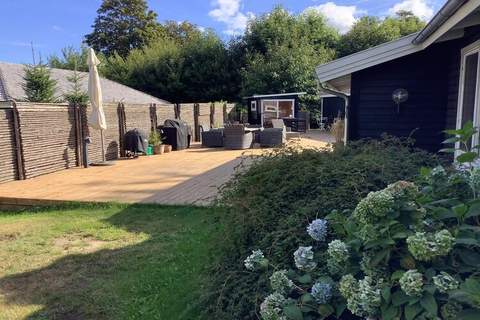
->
[48,46,90,72]
[85,0,163,57]
[49,4,427,106]
[338,11,425,57]
[240,7,339,106]
[104,30,234,103]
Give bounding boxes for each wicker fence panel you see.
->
[225,103,235,122]
[178,103,195,139]
[0,100,233,183]
[0,108,17,182]
[156,104,176,126]
[17,104,78,179]
[82,103,121,162]
[213,102,224,127]
[124,103,152,136]
[198,103,212,131]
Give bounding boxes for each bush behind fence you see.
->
[0,101,234,183]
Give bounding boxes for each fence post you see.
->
[149,103,158,133]
[223,102,228,124]
[193,103,200,142]
[72,103,84,167]
[174,103,181,120]
[117,103,126,157]
[11,101,26,180]
[210,103,215,128]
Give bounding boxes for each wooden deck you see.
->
[0,131,332,207]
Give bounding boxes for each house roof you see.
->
[316,0,480,92]
[0,61,170,105]
[243,92,307,99]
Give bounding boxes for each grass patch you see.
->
[0,203,222,320]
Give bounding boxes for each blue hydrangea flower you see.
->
[311,282,332,304]
[307,219,328,241]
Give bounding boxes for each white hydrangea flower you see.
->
[327,240,349,263]
[433,272,459,293]
[400,270,423,296]
[244,250,267,271]
[293,246,317,271]
[353,190,394,224]
[270,270,293,294]
[260,293,287,320]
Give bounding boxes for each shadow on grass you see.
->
[0,203,222,320]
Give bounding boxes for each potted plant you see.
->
[148,131,164,155]
[163,144,172,153]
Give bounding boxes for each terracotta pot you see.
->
[153,144,164,155]
[164,144,172,153]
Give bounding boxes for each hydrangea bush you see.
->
[244,123,480,320]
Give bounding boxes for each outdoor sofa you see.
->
[223,124,253,150]
[201,128,224,148]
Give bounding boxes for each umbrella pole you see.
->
[100,129,106,162]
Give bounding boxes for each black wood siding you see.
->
[350,44,452,152]
[350,26,480,152]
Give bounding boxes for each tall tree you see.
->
[22,63,57,103]
[240,6,339,106]
[85,0,163,57]
[338,11,425,57]
[104,38,185,103]
[163,21,203,44]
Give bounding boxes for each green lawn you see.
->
[0,203,222,320]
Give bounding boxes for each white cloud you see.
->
[52,25,63,32]
[306,2,362,34]
[209,0,254,35]
[388,0,434,21]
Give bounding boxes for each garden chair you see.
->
[271,119,301,140]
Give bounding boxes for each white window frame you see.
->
[260,99,295,126]
[455,40,480,157]
[251,100,257,112]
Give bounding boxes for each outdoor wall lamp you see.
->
[392,88,409,114]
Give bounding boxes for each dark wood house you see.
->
[316,0,480,152]
[319,94,346,128]
[244,92,306,127]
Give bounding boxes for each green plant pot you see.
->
[146,146,153,156]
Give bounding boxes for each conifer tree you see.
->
[22,63,57,102]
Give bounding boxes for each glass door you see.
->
[279,100,294,118]
[457,40,480,153]
[261,100,295,126]
[262,100,278,127]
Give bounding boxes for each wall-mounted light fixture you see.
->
[392,88,409,114]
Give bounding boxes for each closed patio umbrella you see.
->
[87,48,107,162]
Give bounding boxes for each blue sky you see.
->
[0,0,445,64]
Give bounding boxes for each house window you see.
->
[456,40,480,152]
[261,99,295,126]
[251,101,257,112]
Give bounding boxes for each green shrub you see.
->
[205,136,439,319]
[244,162,480,320]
